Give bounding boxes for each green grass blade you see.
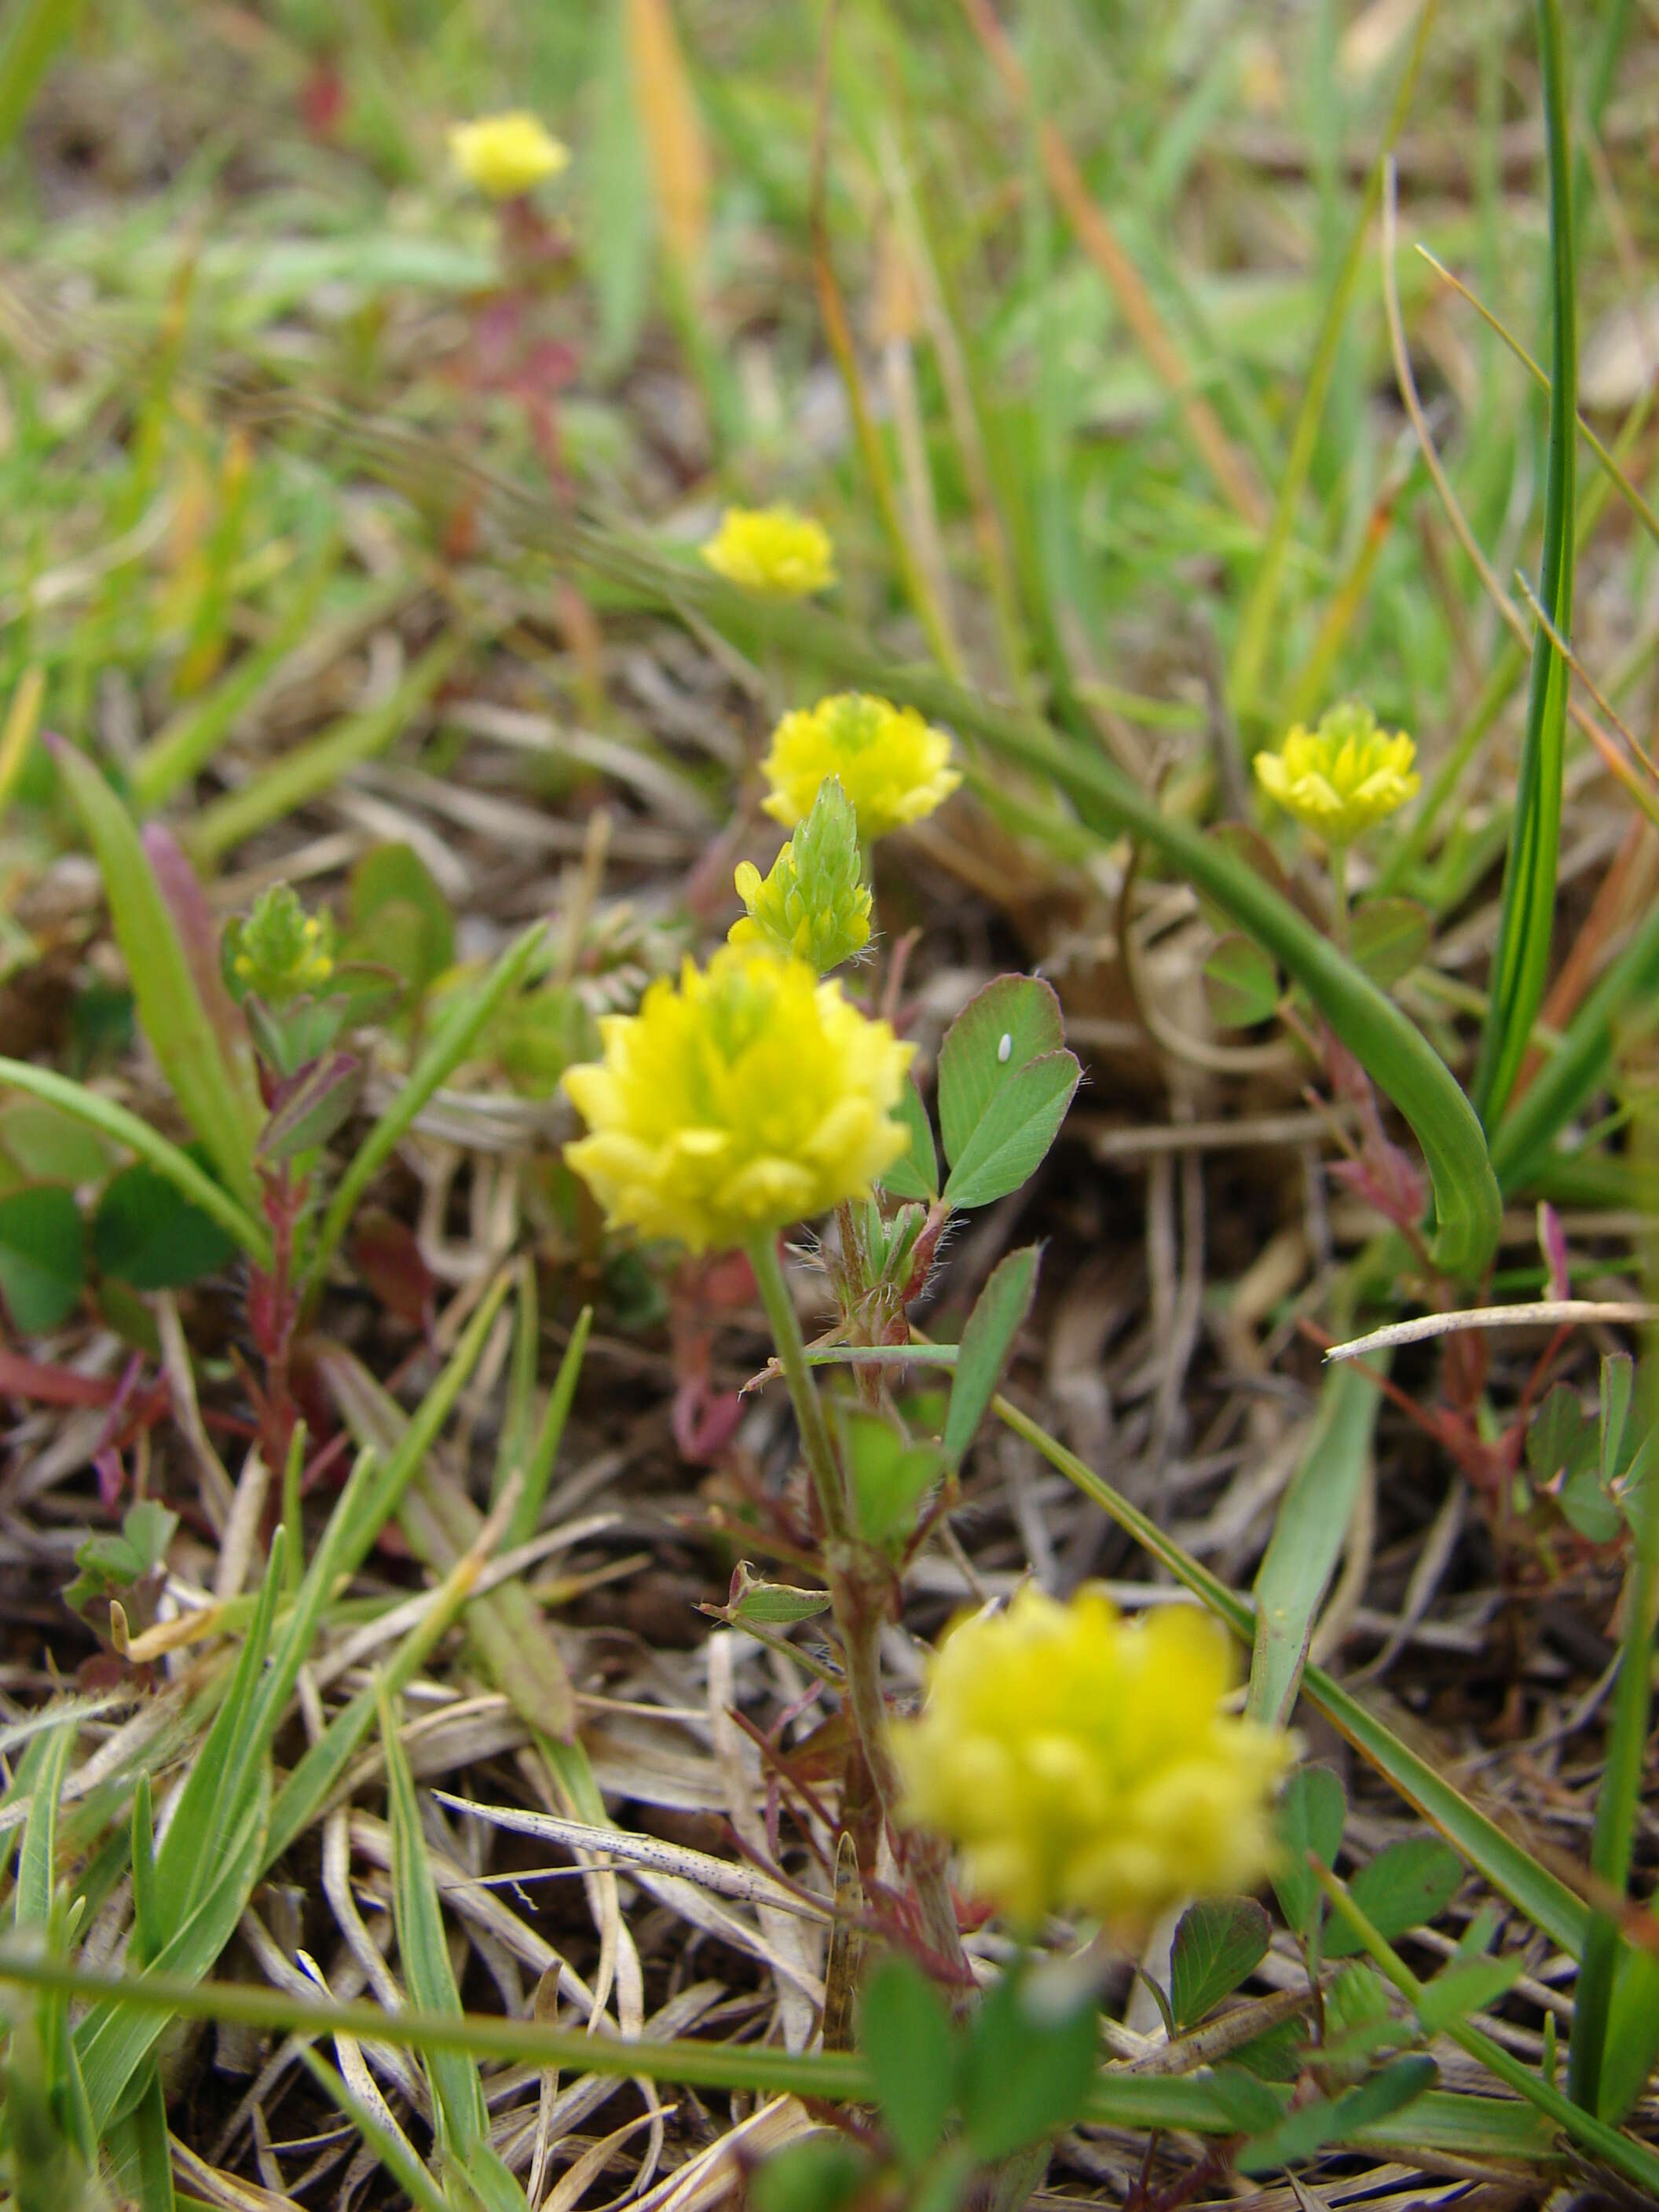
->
[328,1347,577,1743]
[1489,899,1659,1195]
[308,1265,513,1591]
[992,1393,1588,1957]
[379,1687,496,2166]
[1470,0,1577,1123]
[128,534,341,811]
[1248,1358,1384,1727]
[12,1949,872,2101]
[1569,1445,1659,2117]
[151,1532,284,1921]
[0,0,86,151]
[50,744,264,1217]
[75,1768,270,2130]
[13,1712,76,1932]
[506,1303,592,1551]
[1228,0,1435,721]
[0,1059,270,1265]
[298,2046,452,2212]
[264,1546,485,1871]
[303,920,548,1298]
[183,635,460,868]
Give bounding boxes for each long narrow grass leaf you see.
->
[379,1688,493,2161]
[50,743,263,1214]
[305,921,548,1295]
[1248,1358,1384,1727]
[1471,0,1577,1121]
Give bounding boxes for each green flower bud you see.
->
[729,777,872,974]
[225,884,335,1007]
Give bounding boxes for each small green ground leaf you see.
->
[1239,2055,1437,2174]
[942,1243,1038,1469]
[1170,1896,1270,2031]
[1416,1956,1523,2034]
[0,1185,86,1331]
[0,1101,115,1186]
[1349,897,1433,987]
[1324,1836,1463,1959]
[858,1956,955,2174]
[960,1970,1097,2164]
[880,1076,939,1201]
[92,1160,238,1290]
[841,1408,944,1553]
[1203,933,1279,1028]
[941,1053,1080,1210]
[748,2137,870,2212]
[937,975,1065,1168]
[1272,1765,1346,1943]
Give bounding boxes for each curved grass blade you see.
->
[1470,0,1577,1124]
[303,920,548,1298]
[0,1060,269,1266]
[50,742,264,1218]
[1248,1357,1384,1727]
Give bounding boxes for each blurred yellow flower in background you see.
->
[760,693,960,843]
[449,112,570,200]
[893,1588,1295,1939]
[562,945,911,1254]
[700,506,836,597]
[1254,701,1419,844]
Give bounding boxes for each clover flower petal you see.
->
[760,693,961,843]
[562,945,913,1254]
[892,1588,1296,1939]
[701,507,835,598]
[449,112,569,200]
[1254,701,1419,843]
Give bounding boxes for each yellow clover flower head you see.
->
[731,777,872,974]
[1254,701,1419,844]
[562,944,912,1254]
[761,693,961,843]
[700,506,836,598]
[449,112,570,200]
[892,1588,1296,1939]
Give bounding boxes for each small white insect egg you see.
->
[998,1032,1013,1063]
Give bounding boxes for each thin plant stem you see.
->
[745,1232,848,1542]
[745,1229,969,1983]
[1328,841,1350,957]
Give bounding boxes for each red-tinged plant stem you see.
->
[745,1230,969,1985]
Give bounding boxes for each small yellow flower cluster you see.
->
[449,112,569,200]
[700,506,836,599]
[1254,701,1419,844]
[893,1588,1295,1938]
[563,946,912,1253]
[761,693,961,844]
[563,514,963,1249]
